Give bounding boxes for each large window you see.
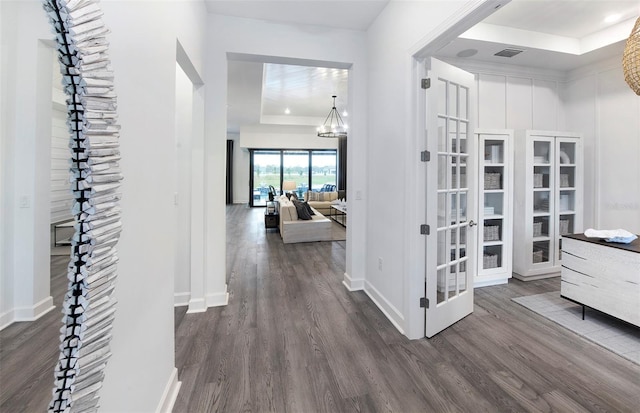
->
[250,149,337,207]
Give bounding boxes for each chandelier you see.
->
[317,95,347,138]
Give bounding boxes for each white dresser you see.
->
[561,233,640,327]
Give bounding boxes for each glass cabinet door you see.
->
[556,139,578,261]
[531,138,554,266]
[476,130,513,285]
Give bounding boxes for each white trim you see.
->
[364,280,405,335]
[14,296,55,321]
[187,297,206,314]
[473,277,509,288]
[155,367,182,413]
[410,0,510,58]
[174,292,190,307]
[436,57,565,82]
[0,310,15,331]
[206,290,229,308]
[342,271,364,291]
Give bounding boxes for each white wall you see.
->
[50,56,73,224]
[1,0,207,410]
[563,56,640,233]
[440,58,564,131]
[98,2,207,410]
[206,13,368,290]
[0,1,55,330]
[239,125,339,150]
[0,0,16,328]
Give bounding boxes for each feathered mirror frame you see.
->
[42,0,123,411]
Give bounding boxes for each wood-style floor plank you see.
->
[1,205,639,412]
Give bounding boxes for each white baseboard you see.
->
[474,276,509,288]
[15,296,55,321]
[0,309,15,331]
[342,271,364,291]
[155,367,181,413]
[1,296,56,331]
[364,281,405,335]
[182,288,229,313]
[174,292,190,307]
[187,297,207,314]
[206,290,229,307]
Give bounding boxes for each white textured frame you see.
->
[42,0,122,411]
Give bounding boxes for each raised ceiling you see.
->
[220,0,640,134]
[436,0,639,71]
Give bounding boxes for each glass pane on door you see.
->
[435,81,471,304]
[311,151,336,194]
[252,151,281,206]
[283,151,309,198]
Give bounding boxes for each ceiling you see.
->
[218,0,640,134]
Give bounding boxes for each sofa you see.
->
[278,195,332,243]
[303,190,344,216]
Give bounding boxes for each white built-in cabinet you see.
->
[513,130,583,280]
[475,130,513,287]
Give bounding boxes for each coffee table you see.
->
[329,204,347,227]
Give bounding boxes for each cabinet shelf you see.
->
[533,211,550,216]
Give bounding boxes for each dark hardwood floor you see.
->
[1,204,639,412]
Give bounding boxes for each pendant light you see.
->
[317,95,348,138]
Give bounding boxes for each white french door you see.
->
[424,58,476,338]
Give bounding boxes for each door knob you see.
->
[468,220,477,227]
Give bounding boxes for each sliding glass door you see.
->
[311,151,337,192]
[251,150,281,207]
[249,149,337,207]
[283,151,310,199]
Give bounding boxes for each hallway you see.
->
[1,205,638,411]
[172,205,640,412]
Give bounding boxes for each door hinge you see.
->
[420,150,430,162]
[420,224,430,235]
[420,297,429,308]
[421,78,431,89]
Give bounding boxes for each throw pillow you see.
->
[303,201,315,216]
[292,199,312,220]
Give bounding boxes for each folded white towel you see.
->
[584,228,638,244]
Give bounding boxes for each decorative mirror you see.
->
[42,0,122,411]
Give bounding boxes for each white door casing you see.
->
[424,58,476,338]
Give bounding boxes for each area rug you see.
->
[513,292,640,365]
[330,221,346,241]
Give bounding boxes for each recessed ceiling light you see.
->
[604,14,621,24]
[457,49,478,58]
[342,110,348,117]
[284,108,290,115]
